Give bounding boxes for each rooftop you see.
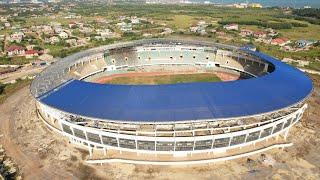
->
[38,49,312,123]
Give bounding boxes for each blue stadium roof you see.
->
[39,51,313,123]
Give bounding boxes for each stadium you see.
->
[31,39,313,165]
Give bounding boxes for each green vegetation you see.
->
[306,61,320,71]
[218,19,306,30]
[0,82,4,94]
[292,8,320,25]
[0,56,36,65]
[0,57,12,65]
[0,4,319,69]
[0,79,32,104]
[254,43,320,61]
[68,4,320,60]
[277,24,320,40]
[103,73,221,85]
[168,15,195,29]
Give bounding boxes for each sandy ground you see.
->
[0,74,319,179]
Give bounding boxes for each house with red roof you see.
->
[271,38,291,46]
[6,45,25,57]
[253,31,267,38]
[68,22,77,29]
[25,50,39,59]
[240,29,253,37]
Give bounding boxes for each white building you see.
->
[49,36,60,44]
[223,24,239,31]
[119,23,133,32]
[131,17,140,24]
[98,29,116,39]
[9,31,25,42]
[58,31,69,39]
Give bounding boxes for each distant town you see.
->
[0,2,319,84]
[0,1,320,179]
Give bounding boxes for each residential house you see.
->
[42,25,54,35]
[66,38,77,46]
[0,16,7,22]
[189,26,199,33]
[131,17,140,24]
[197,21,206,26]
[7,45,25,57]
[143,33,152,37]
[54,26,63,34]
[240,29,253,37]
[58,31,68,39]
[160,28,173,35]
[253,31,267,38]
[271,38,291,46]
[48,36,60,44]
[98,29,116,39]
[69,22,77,29]
[26,45,35,50]
[223,23,239,31]
[9,31,25,42]
[296,40,316,48]
[233,3,248,8]
[4,22,10,28]
[25,50,38,58]
[119,23,132,32]
[79,27,93,34]
[265,28,278,37]
[0,35,5,41]
[190,21,207,35]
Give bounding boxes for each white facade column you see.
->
[211,138,215,154]
[88,145,93,157]
[284,129,290,141]
[58,120,63,132]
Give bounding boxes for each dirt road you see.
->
[0,66,44,84]
[0,86,74,179]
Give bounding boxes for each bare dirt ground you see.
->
[0,74,319,180]
[0,86,104,179]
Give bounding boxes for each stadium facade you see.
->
[31,39,313,164]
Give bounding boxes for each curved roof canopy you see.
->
[39,50,313,123]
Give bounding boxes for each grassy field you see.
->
[103,73,221,85]
[278,24,320,40]
[168,15,196,29]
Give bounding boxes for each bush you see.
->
[291,22,308,27]
[218,20,294,29]
[292,8,320,25]
[293,8,320,19]
[0,83,5,94]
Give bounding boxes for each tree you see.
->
[0,82,5,94]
